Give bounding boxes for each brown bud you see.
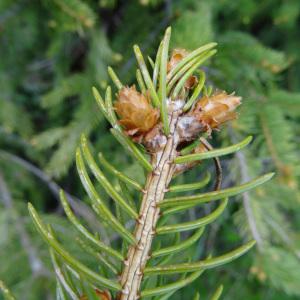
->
[96,290,111,300]
[193,143,208,155]
[80,289,111,300]
[167,49,197,92]
[184,75,198,90]
[114,86,159,136]
[191,91,241,130]
[167,48,189,73]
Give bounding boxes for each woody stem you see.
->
[119,112,180,300]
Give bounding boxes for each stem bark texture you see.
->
[119,110,180,300]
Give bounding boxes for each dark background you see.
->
[0,0,299,299]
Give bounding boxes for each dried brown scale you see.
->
[80,289,111,300]
[184,75,198,89]
[114,86,160,142]
[190,91,241,132]
[167,48,189,73]
[167,48,198,92]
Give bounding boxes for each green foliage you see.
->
[25,29,272,300]
[0,0,299,299]
[171,2,214,49]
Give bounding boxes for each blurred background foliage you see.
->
[0,0,299,299]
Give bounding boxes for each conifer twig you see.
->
[0,172,50,277]
[0,280,15,300]
[26,30,275,299]
[0,150,104,235]
[228,127,264,250]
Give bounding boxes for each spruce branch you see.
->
[0,150,103,234]
[0,172,49,277]
[27,27,274,300]
[0,280,16,300]
[228,127,264,250]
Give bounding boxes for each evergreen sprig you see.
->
[27,28,273,300]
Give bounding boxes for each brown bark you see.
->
[118,110,180,300]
